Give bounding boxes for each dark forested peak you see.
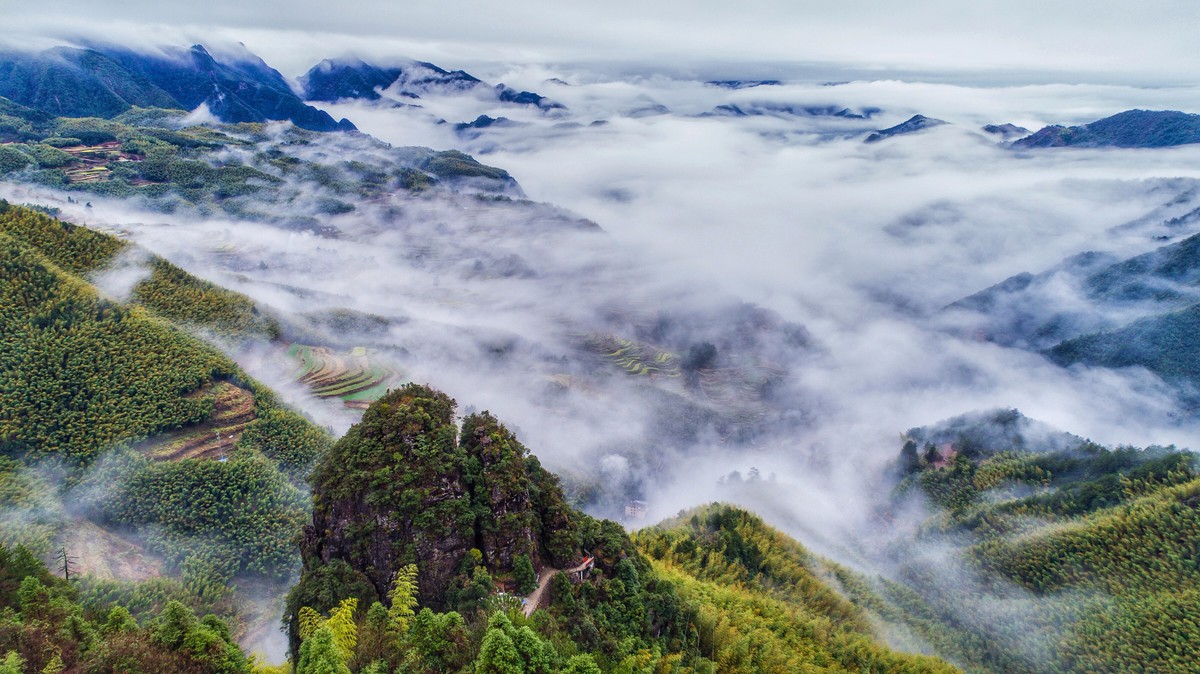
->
[1013,109,1200,148]
[983,122,1030,139]
[393,60,484,95]
[865,114,947,142]
[299,56,565,112]
[0,43,352,131]
[0,46,179,118]
[495,83,565,111]
[292,385,651,658]
[703,102,879,119]
[300,58,404,102]
[705,79,783,89]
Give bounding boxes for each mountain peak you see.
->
[865,114,947,143]
[1012,109,1200,148]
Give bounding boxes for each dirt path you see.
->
[522,567,558,617]
[56,519,164,582]
[522,558,596,617]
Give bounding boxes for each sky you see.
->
[4,0,1200,84]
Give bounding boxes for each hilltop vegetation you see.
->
[635,505,959,674]
[889,409,1200,673]
[0,202,331,640]
[283,385,956,673]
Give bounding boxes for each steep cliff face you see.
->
[460,413,539,570]
[302,385,475,606]
[295,384,585,614]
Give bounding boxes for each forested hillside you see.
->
[2,42,1198,674]
[282,385,958,673]
[888,409,1200,673]
[0,102,518,215]
[0,201,963,671]
[0,201,331,649]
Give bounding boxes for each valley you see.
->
[0,15,1198,673]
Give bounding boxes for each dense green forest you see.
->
[0,543,255,673]
[0,202,962,671]
[890,409,1200,673]
[2,175,1198,672]
[0,202,331,645]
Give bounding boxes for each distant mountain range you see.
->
[299,57,565,111]
[944,185,1200,398]
[1013,110,1200,148]
[865,114,946,142]
[0,44,355,132]
[704,102,880,119]
[861,110,1200,148]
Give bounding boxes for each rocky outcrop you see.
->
[461,413,539,570]
[302,385,473,605]
[297,384,582,610]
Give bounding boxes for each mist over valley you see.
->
[0,7,1199,672]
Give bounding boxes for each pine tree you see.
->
[514,554,537,595]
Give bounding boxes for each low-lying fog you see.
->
[8,71,1200,555]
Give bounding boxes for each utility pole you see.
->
[55,546,77,582]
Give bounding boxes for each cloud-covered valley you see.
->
[5,67,1199,553]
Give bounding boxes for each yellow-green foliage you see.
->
[0,203,124,273]
[131,257,277,339]
[636,505,867,631]
[1060,589,1200,673]
[0,458,62,557]
[327,598,360,662]
[388,564,420,634]
[651,562,956,674]
[299,606,326,641]
[898,423,1200,673]
[635,504,959,674]
[0,204,277,341]
[976,477,1200,597]
[299,598,359,664]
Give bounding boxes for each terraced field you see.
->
[694,364,786,406]
[585,334,682,378]
[141,381,255,461]
[60,141,141,184]
[288,344,400,409]
[583,332,784,413]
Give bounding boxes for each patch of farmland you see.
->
[585,333,682,378]
[140,381,255,461]
[288,344,401,408]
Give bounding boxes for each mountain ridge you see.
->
[1013,109,1200,148]
[0,43,355,131]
